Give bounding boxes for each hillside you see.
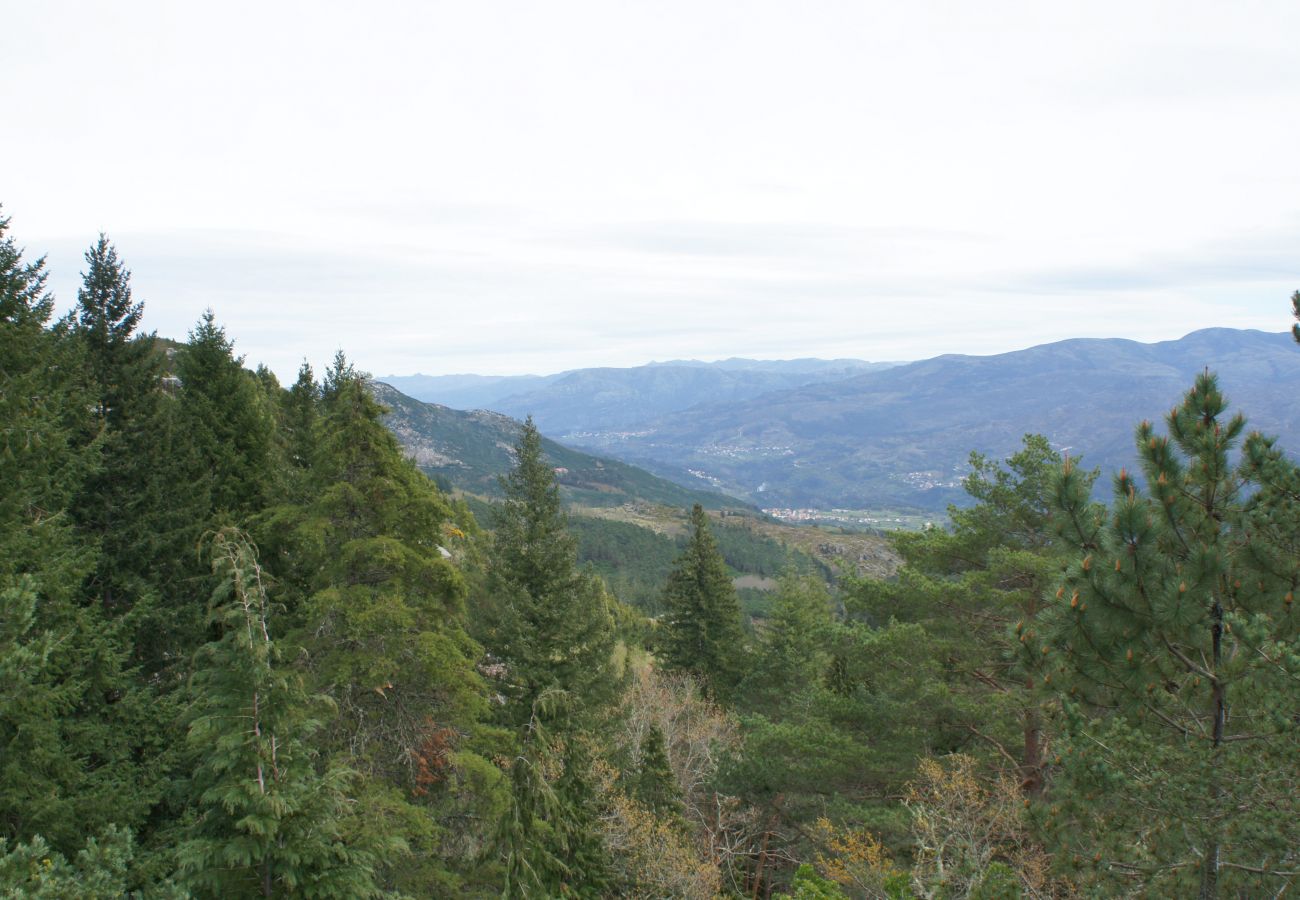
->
[562,329,1300,511]
[371,381,740,510]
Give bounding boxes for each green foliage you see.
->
[1045,372,1300,897]
[774,863,850,899]
[857,434,1080,795]
[176,311,276,522]
[261,359,498,890]
[631,724,683,821]
[499,697,612,899]
[178,530,392,898]
[483,418,619,728]
[72,234,150,431]
[0,826,157,900]
[660,504,747,701]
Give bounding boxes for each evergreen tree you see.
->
[262,358,500,890]
[0,213,167,857]
[1044,373,1300,898]
[632,724,683,821]
[178,529,392,898]
[485,417,618,727]
[280,360,319,493]
[483,419,619,897]
[855,435,1080,795]
[0,209,93,606]
[67,235,178,623]
[71,235,151,430]
[176,310,276,523]
[660,504,746,701]
[499,696,612,900]
[740,573,835,712]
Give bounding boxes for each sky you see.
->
[3,1,1299,381]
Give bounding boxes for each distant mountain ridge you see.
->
[556,329,1300,511]
[380,357,899,429]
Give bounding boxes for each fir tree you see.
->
[178,529,392,898]
[0,213,166,856]
[176,310,276,522]
[485,417,618,728]
[660,504,746,701]
[1044,372,1300,898]
[71,235,150,430]
[484,420,619,897]
[632,723,683,822]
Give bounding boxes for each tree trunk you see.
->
[1199,601,1226,900]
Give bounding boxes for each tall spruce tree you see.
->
[484,419,619,897]
[660,504,746,701]
[176,311,275,523]
[72,235,152,430]
[1043,372,1300,898]
[485,417,618,726]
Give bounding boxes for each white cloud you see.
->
[3,0,1298,380]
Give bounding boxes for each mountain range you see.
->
[381,358,897,431]
[383,328,1300,513]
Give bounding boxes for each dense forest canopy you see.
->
[1,208,1297,898]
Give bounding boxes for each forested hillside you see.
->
[3,209,1298,898]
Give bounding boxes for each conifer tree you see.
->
[0,213,166,855]
[179,529,392,898]
[855,435,1079,795]
[485,417,618,727]
[71,235,151,430]
[661,504,746,701]
[262,358,500,890]
[1044,373,1300,898]
[176,311,276,522]
[67,235,165,613]
[0,209,92,604]
[484,419,619,896]
[632,724,683,821]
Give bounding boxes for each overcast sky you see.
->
[4,1,1298,380]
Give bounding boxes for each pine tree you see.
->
[1044,372,1300,898]
[660,504,746,701]
[178,529,392,898]
[855,435,1079,795]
